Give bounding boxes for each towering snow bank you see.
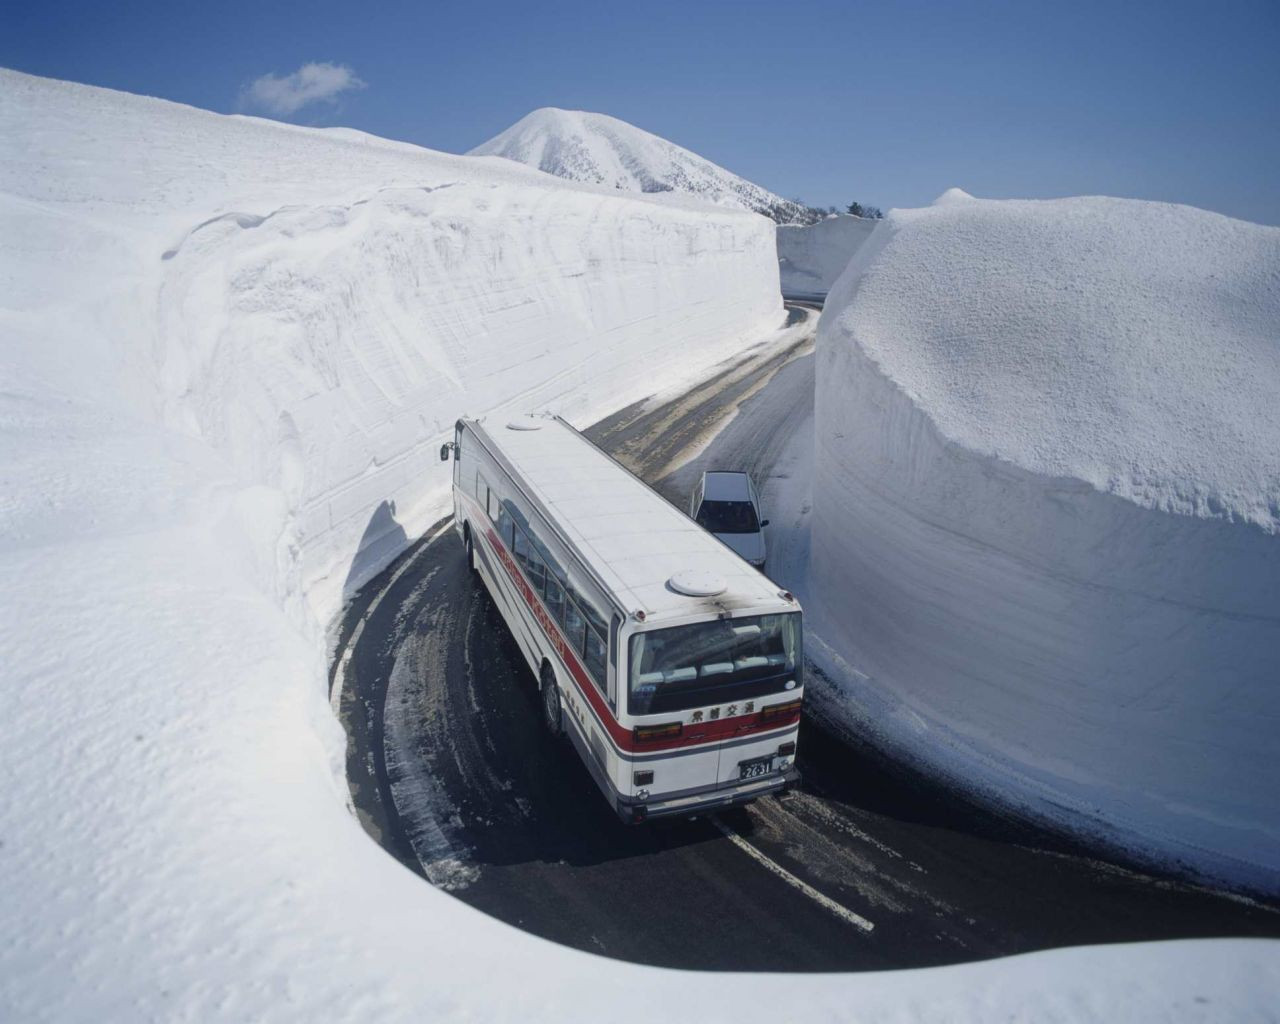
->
[811,192,1280,893]
[0,70,782,624]
[470,107,820,224]
[777,214,879,297]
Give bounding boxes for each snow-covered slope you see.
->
[470,107,820,224]
[777,213,879,296]
[810,190,1280,894]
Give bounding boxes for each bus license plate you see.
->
[739,756,775,780]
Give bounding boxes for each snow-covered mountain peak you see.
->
[469,107,821,224]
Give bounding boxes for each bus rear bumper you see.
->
[616,766,800,824]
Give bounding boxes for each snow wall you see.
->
[1,70,782,632]
[810,190,1280,895]
[777,213,878,297]
[4,71,1278,1019]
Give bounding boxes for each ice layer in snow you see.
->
[810,190,1280,894]
[777,213,879,297]
[470,106,820,224]
[3,69,1278,1019]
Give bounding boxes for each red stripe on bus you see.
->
[479,522,800,754]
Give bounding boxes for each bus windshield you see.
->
[627,613,801,716]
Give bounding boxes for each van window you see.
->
[695,499,759,534]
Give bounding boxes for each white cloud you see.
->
[241,62,366,116]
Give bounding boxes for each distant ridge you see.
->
[470,107,822,225]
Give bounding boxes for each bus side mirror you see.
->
[760,519,770,528]
[440,442,454,462]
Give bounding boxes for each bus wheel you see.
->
[540,663,563,738]
[464,531,475,573]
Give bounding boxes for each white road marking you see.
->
[712,816,876,933]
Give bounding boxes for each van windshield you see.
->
[695,499,759,534]
[627,613,801,716]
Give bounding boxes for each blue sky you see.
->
[5,0,1278,224]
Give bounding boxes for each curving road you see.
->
[332,304,1279,971]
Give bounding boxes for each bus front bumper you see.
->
[616,765,800,824]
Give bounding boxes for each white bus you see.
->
[440,413,802,823]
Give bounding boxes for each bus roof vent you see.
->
[506,416,543,431]
[667,570,727,598]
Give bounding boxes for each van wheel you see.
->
[541,663,563,738]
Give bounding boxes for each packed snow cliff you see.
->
[777,213,879,297]
[470,107,822,224]
[0,71,782,622]
[810,190,1280,894]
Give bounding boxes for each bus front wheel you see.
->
[540,663,563,738]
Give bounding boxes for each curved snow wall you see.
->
[1,71,782,631]
[811,195,1280,894]
[161,176,782,624]
[777,214,877,297]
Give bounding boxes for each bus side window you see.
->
[512,521,530,570]
[605,614,621,708]
[497,499,515,548]
[544,574,566,625]
[526,548,547,595]
[584,626,607,695]
[486,486,499,523]
[564,599,587,659]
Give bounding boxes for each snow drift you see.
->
[777,213,879,297]
[470,107,820,224]
[810,190,1280,894]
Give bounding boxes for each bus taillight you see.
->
[759,699,802,724]
[633,721,683,743]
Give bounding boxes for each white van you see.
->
[689,471,769,569]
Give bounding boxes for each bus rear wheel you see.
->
[540,663,563,738]
[464,530,475,573]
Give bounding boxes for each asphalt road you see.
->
[332,304,1280,971]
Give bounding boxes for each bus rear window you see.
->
[627,613,801,716]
